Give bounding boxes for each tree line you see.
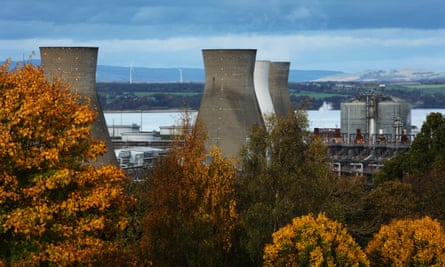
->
[1,61,445,265]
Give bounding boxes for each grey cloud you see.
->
[2,0,445,41]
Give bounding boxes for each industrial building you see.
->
[315,90,413,176]
[40,46,117,165]
[340,91,411,144]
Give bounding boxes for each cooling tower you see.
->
[269,62,291,117]
[198,49,263,158]
[39,47,117,165]
[254,60,275,120]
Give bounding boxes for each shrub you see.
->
[366,216,445,266]
[263,213,369,267]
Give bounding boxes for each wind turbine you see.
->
[129,62,134,84]
[178,68,183,83]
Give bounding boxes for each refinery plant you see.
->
[340,91,411,143]
[316,90,413,176]
[36,46,413,177]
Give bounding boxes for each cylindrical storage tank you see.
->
[198,49,263,158]
[341,100,367,143]
[341,94,411,144]
[269,62,291,117]
[40,47,117,165]
[377,97,411,138]
[254,60,275,119]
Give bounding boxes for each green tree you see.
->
[263,213,369,267]
[342,180,417,246]
[237,109,337,266]
[404,162,445,224]
[139,116,238,267]
[0,60,129,265]
[366,216,445,266]
[372,112,445,224]
[374,112,445,184]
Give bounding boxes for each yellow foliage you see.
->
[366,216,445,266]
[0,60,129,265]
[263,213,370,267]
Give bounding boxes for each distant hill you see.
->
[96,65,343,83]
[5,60,342,83]
[8,59,445,83]
[97,65,204,83]
[288,70,344,82]
[315,68,445,82]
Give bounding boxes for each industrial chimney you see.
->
[198,49,263,158]
[269,62,291,117]
[39,47,117,165]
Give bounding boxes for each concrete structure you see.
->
[40,47,117,165]
[198,49,263,158]
[254,60,275,120]
[269,62,291,117]
[115,146,167,169]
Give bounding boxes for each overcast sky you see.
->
[2,0,445,72]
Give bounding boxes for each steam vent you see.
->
[269,62,291,117]
[198,49,263,158]
[39,47,117,165]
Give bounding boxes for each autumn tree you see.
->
[366,216,445,266]
[0,60,128,265]
[236,109,338,266]
[139,115,238,267]
[263,213,369,267]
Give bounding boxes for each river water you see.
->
[104,109,445,133]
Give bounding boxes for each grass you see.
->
[289,90,350,99]
[134,92,201,97]
[395,84,445,93]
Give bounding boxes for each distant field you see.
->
[134,92,201,97]
[395,84,445,93]
[289,90,350,99]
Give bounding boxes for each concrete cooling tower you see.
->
[39,47,117,165]
[254,60,275,120]
[198,49,263,158]
[269,62,291,117]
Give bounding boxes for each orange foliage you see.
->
[0,60,128,265]
[366,216,445,266]
[140,117,237,266]
[263,213,370,267]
